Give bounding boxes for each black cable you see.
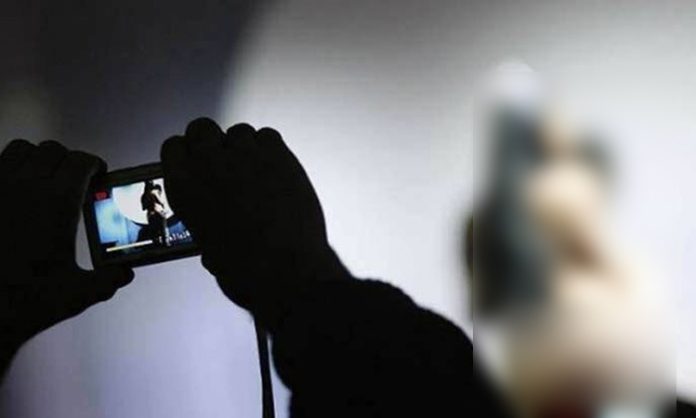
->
[254,320,275,418]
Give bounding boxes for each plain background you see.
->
[1,0,696,416]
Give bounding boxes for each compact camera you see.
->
[83,163,199,267]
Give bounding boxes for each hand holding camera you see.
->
[161,118,349,326]
[0,140,133,362]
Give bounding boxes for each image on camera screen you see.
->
[91,178,193,259]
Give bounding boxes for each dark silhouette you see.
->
[160,118,493,417]
[0,140,133,377]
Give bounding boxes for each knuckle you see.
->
[186,117,222,137]
[3,139,35,153]
[226,123,256,135]
[69,150,105,174]
[38,140,66,150]
[161,135,184,157]
[8,138,34,147]
[257,127,281,139]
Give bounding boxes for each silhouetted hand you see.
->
[0,140,133,369]
[161,118,349,324]
[161,119,482,418]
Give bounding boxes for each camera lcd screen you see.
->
[84,163,199,267]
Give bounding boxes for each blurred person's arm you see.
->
[161,119,498,417]
[0,140,133,379]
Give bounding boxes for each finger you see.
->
[46,266,133,322]
[255,127,287,152]
[161,135,220,242]
[225,123,257,150]
[223,124,258,179]
[221,128,260,184]
[79,266,134,303]
[30,141,69,178]
[201,250,225,277]
[255,127,310,187]
[94,265,134,289]
[0,139,35,178]
[255,127,301,168]
[161,135,198,217]
[184,117,224,156]
[199,236,244,277]
[161,135,191,182]
[54,150,107,206]
[184,118,229,181]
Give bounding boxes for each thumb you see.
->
[80,265,134,303]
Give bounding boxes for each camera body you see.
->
[83,163,199,268]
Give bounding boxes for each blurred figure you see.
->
[140,179,170,246]
[469,64,677,417]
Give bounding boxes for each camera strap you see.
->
[254,320,275,418]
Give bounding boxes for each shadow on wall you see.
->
[0,0,271,163]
